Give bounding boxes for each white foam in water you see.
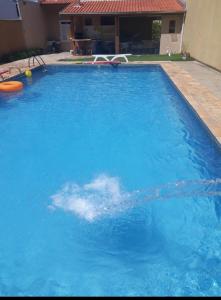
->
[50,174,131,222]
[50,175,221,222]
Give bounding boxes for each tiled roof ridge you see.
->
[40,0,75,4]
[41,0,186,3]
[69,0,185,2]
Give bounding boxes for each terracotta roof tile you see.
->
[40,0,74,4]
[59,0,185,15]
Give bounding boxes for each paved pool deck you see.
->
[1,52,221,146]
[161,62,221,147]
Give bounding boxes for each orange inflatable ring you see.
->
[0,81,23,92]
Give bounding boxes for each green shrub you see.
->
[0,48,44,64]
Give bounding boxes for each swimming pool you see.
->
[0,65,221,296]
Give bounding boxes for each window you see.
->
[101,16,115,26]
[169,20,176,33]
[0,0,21,20]
[85,17,92,26]
[60,21,71,41]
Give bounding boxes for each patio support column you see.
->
[71,16,75,38]
[115,16,120,54]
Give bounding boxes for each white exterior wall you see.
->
[160,14,184,54]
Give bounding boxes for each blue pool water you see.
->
[0,65,221,296]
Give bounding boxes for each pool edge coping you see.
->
[160,62,221,149]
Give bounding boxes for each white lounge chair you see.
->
[92,54,132,63]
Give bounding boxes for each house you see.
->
[40,0,186,54]
[182,0,221,71]
[0,0,46,57]
[0,0,185,57]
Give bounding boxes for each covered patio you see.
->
[59,0,185,55]
[41,0,185,55]
[66,14,161,55]
[119,16,161,54]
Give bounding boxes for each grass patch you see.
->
[58,54,194,63]
[129,54,193,61]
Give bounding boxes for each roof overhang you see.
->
[58,0,186,16]
[59,11,185,16]
[60,11,185,16]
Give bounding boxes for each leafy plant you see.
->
[152,20,162,40]
[0,48,44,64]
